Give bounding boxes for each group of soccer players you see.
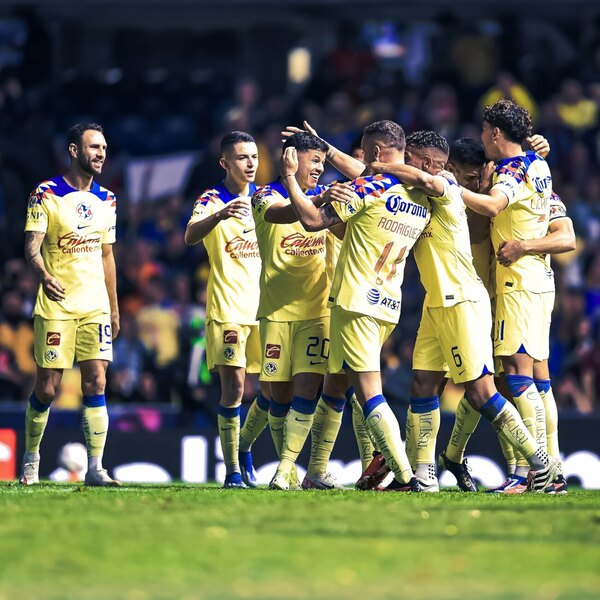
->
[19,97,575,494]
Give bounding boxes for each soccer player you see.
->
[363,131,560,493]
[20,123,120,486]
[252,132,342,491]
[282,120,429,492]
[460,99,557,492]
[185,131,269,489]
[496,191,575,493]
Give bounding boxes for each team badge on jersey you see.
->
[223,347,236,360]
[76,202,93,223]
[45,349,58,362]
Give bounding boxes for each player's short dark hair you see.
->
[220,131,256,154]
[283,132,328,154]
[350,135,363,155]
[362,120,406,151]
[483,99,532,143]
[67,123,104,149]
[406,130,450,155]
[449,138,486,166]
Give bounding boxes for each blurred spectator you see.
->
[479,72,538,123]
[136,275,181,403]
[556,79,598,134]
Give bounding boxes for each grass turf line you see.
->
[1,483,599,600]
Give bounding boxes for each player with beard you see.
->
[20,123,120,487]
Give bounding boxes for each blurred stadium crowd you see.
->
[0,10,599,420]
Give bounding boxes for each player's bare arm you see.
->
[497,217,576,266]
[369,161,446,197]
[282,121,364,180]
[461,187,508,217]
[102,243,120,339]
[281,147,343,231]
[24,231,66,301]
[184,199,250,245]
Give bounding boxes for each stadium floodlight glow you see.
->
[288,47,311,85]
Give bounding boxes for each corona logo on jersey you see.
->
[57,232,102,254]
[385,195,428,219]
[279,232,325,256]
[223,236,260,259]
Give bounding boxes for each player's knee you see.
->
[220,377,244,406]
[81,371,106,395]
[411,375,437,398]
[35,381,58,404]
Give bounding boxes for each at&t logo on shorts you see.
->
[223,347,236,360]
[223,330,239,344]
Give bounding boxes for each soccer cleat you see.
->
[486,475,527,494]
[19,460,40,486]
[355,452,391,491]
[378,477,422,492]
[269,471,291,491]
[302,473,344,490]
[545,474,568,495]
[289,468,302,491]
[527,457,561,493]
[84,468,122,487]
[438,452,477,492]
[223,472,247,489]
[239,451,258,488]
[417,475,440,494]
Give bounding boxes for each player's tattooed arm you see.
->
[24,231,66,301]
[102,243,120,339]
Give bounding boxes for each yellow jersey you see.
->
[188,182,260,324]
[25,176,116,320]
[330,174,430,324]
[490,152,554,294]
[325,230,343,288]
[414,176,484,308]
[252,180,329,322]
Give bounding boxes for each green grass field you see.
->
[1,483,599,600]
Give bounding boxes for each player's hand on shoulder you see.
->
[219,199,250,220]
[42,275,66,301]
[525,134,550,158]
[322,181,354,205]
[496,240,525,266]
